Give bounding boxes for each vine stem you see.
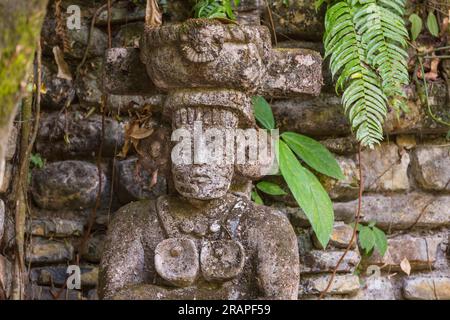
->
[418,57,450,127]
[11,39,43,300]
[319,143,364,299]
[76,1,117,77]
[78,0,112,260]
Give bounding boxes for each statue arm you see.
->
[253,209,300,300]
[99,203,153,299]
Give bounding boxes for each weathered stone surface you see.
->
[300,274,360,296]
[365,234,443,271]
[87,289,99,300]
[313,222,355,249]
[238,0,264,11]
[96,1,145,25]
[300,250,360,274]
[141,20,271,92]
[105,46,323,99]
[321,156,359,201]
[98,0,191,26]
[237,8,262,25]
[31,161,108,210]
[113,22,144,48]
[278,203,356,228]
[36,112,124,159]
[259,48,322,97]
[354,276,396,300]
[42,15,108,60]
[26,284,81,300]
[102,48,157,95]
[334,193,450,230]
[320,136,359,155]
[0,162,11,193]
[26,238,74,265]
[268,0,324,41]
[229,177,253,199]
[0,199,4,242]
[115,157,167,204]
[412,146,450,192]
[272,94,348,137]
[100,195,300,300]
[41,59,75,110]
[6,125,17,161]
[28,218,84,238]
[82,234,105,263]
[108,94,165,114]
[81,266,99,288]
[76,58,103,107]
[396,135,417,150]
[361,143,410,192]
[403,276,450,300]
[296,228,314,257]
[387,82,449,134]
[0,255,12,299]
[30,265,98,288]
[272,83,448,138]
[31,207,112,230]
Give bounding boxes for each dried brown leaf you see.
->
[400,257,411,276]
[52,46,72,81]
[145,0,162,29]
[129,126,154,140]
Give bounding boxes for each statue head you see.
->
[171,106,237,200]
[166,90,262,200]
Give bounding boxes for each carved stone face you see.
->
[172,163,234,200]
[171,107,238,200]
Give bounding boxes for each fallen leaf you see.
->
[129,126,154,140]
[150,169,158,188]
[400,257,411,276]
[417,55,440,81]
[145,0,162,29]
[426,56,440,81]
[441,17,449,37]
[52,46,72,81]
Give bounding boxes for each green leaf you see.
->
[251,191,264,205]
[409,14,423,41]
[315,0,325,11]
[281,132,344,180]
[349,222,363,232]
[372,226,388,256]
[30,153,45,169]
[427,12,440,37]
[256,181,287,196]
[359,226,375,255]
[252,96,275,130]
[278,140,334,248]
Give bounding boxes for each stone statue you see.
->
[98,18,324,300]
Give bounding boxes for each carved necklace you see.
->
[156,194,237,240]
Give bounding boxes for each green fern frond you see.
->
[355,1,409,101]
[322,0,409,148]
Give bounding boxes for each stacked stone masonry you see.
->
[0,0,449,300]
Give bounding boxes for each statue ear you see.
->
[234,163,265,180]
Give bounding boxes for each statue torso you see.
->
[99,193,298,300]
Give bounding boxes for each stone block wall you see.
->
[0,0,448,300]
